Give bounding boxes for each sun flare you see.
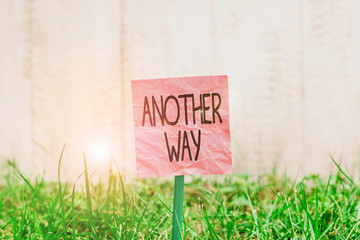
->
[90,141,112,163]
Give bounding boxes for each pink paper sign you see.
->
[131,75,232,178]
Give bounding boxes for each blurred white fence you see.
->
[1,0,360,180]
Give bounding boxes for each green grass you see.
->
[1,156,360,239]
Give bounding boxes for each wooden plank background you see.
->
[1,0,360,180]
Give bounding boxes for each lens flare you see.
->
[90,141,111,163]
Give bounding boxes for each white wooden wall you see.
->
[1,0,360,180]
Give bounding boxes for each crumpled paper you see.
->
[131,75,232,178]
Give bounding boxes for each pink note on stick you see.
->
[131,75,232,178]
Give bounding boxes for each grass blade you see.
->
[58,144,66,232]
[83,152,94,237]
[330,155,354,185]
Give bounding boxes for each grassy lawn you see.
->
[1,157,360,239]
